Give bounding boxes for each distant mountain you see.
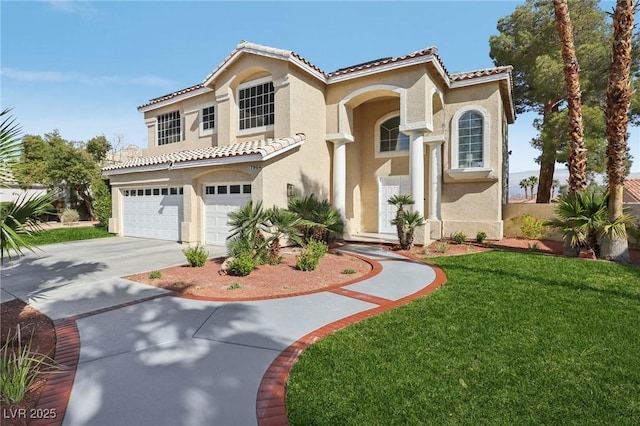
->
[508,169,640,200]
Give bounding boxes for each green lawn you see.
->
[24,226,114,246]
[286,251,640,425]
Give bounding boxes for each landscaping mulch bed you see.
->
[127,248,373,300]
[0,300,56,426]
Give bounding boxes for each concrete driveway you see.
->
[0,237,226,319]
[1,239,442,425]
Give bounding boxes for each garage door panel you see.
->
[204,185,251,246]
[123,191,183,241]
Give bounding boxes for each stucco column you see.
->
[409,131,425,218]
[181,180,198,244]
[332,140,347,218]
[427,141,443,220]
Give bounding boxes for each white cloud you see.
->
[46,0,99,17]
[0,68,176,88]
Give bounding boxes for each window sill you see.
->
[238,125,274,137]
[375,150,409,159]
[445,167,497,182]
[199,129,216,138]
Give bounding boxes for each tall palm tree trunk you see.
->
[602,0,634,262]
[553,0,587,195]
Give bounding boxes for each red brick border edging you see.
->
[255,255,447,426]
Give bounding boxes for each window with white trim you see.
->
[201,106,215,134]
[450,106,490,171]
[375,113,409,157]
[157,111,181,145]
[238,80,274,131]
[458,111,484,168]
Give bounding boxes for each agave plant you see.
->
[545,188,634,258]
[387,194,415,248]
[0,109,54,264]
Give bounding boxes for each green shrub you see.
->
[149,270,162,279]
[476,231,487,243]
[61,208,80,224]
[183,245,208,267]
[1,326,58,403]
[342,268,356,275]
[227,251,255,277]
[92,178,112,227]
[295,239,328,271]
[520,214,547,240]
[228,282,242,290]
[451,231,467,244]
[435,241,449,253]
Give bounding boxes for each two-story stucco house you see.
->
[103,41,514,246]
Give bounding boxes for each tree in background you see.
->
[553,0,587,194]
[602,0,636,262]
[13,131,111,221]
[527,176,539,199]
[490,0,639,202]
[0,109,54,264]
[519,179,530,199]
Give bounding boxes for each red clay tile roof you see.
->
[327,47,438,78]
[624,179,640,202]
[138,41,513,112]
[102,134,305,172]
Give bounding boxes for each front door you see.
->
[378,175,410,234]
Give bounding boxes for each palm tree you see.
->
[287,194,344,243]
[545,188,634,258]
[0,109,54,264]
[265,206,304,263]
[395,211,426,250]
[527,176,539,199]
[601,0,635,262]
[519,179,529,200]
[226,200,270,262]
[387,194,414,247]
[553,0,588,195]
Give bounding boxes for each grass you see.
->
[286,251,640,425]
[23,226,114,246]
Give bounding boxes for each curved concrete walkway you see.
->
[20,243,445,426]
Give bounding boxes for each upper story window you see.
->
[376,114,409,157]
[238,79,274,131]
[157,111,181,145]
[458,111,484,168]
[200,105,215,135]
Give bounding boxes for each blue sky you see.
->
[1,0,638,173]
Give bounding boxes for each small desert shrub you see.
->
[451,231,467,244]
[61,208,80,224]
[1,326,58,404]
[435,241,449,253]
[527,241,541,252]
[149,270,162,279]
[296,240,328,272]
[519,214,547,240]
[183,245,208,267]
[227,251,255,277]
[476,231,487,243]
[342,268,356,275]
[228,282,242,290]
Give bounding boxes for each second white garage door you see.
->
[204,183,252,246]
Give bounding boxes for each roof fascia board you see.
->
[138,87,213,113]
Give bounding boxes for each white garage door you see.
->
[378,175,410,234]
[122,187,184,241]
[204,183,252,246]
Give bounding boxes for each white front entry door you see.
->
[378,175,410,234]
[204,183,252,246]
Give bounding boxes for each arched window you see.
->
[457,111,484,168]
[378,115,409,154]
